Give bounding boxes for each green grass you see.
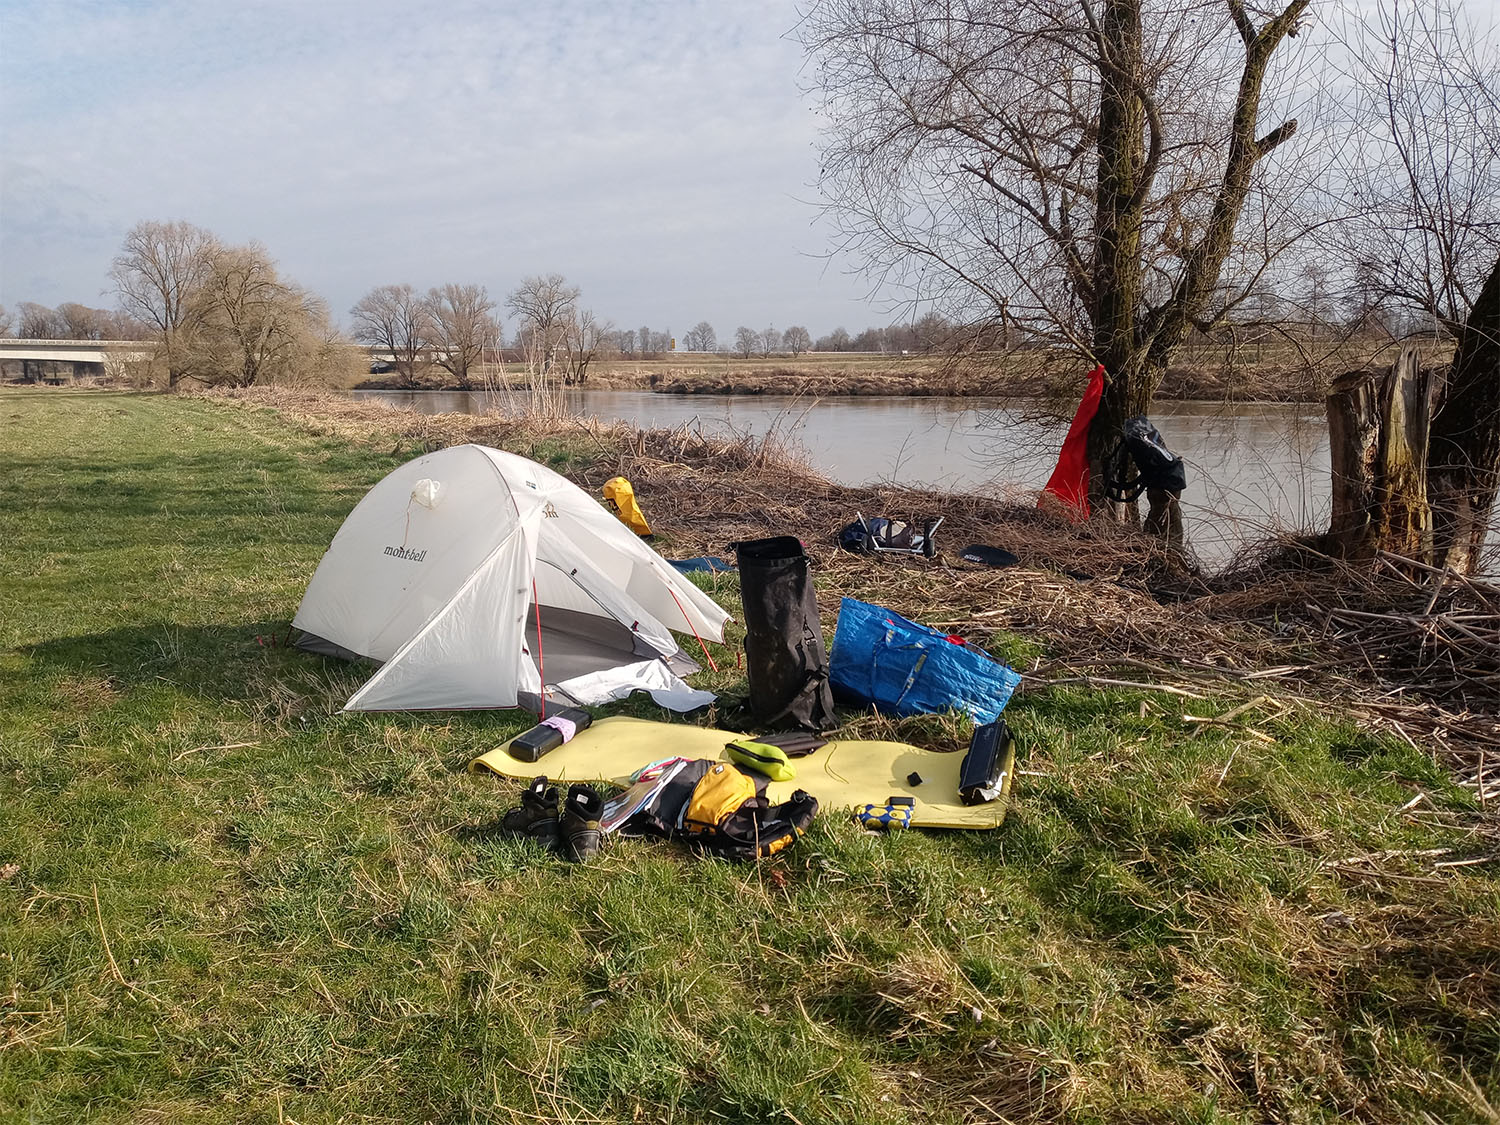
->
[2,389,1497,1124]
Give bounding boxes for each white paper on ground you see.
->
[551,659,716,712]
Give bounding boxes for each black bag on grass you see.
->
[732,536,837,733]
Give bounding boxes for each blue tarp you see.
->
[829,597,1021,723]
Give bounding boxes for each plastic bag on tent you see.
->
[603,477,652,536]
[829,597,1021,723]
[410,478,445,509]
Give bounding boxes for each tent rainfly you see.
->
[292,444,731,711]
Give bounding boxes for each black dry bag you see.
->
[1106,416,1187,502]
[732,536,837,733]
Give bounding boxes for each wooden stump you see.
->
[1325,344,1441,565]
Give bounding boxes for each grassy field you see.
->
[2,389,1497,1124]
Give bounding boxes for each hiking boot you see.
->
[561,784,604,862]
[500,776,561,850]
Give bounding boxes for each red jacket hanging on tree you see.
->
[1039,364,1106,518]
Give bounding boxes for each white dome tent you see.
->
[292,444,730,712]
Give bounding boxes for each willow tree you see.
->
[189,242,340,388]
[425,283,499,391]
[1327,1,1500,574]
[802,0,1313,511]
[110,220,217,389]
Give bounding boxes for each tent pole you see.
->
[531,580,546,719]
[668,587,719,673]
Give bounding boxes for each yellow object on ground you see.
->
[470,716,1013,829]
[602,477,652,536]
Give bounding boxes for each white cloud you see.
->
[0,0,878,333]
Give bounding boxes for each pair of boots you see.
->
[501,776,602,862]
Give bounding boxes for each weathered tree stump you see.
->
[1325,344,1442,565]
[1326,369,1381,560]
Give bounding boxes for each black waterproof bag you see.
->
[733,536,838,733]
[959,719,1015,806]
[1106,416,1187,502]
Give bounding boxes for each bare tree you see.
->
[0,305,12,336]
[816,326,852,351]
[1353,1,1500,573]
[562,308,610,385]
[508,274,580,373]
[55,303,108,340]
[734,326,760,358]
[1337,0,1500,340]
[508,274,582,414]
[803,0,1315,513]
[16,302,66,339]
[350,284,431,387]
[761,326,782,358]
[616,327,638,356]
[1318,1,1500,574]
[912,312,953,353]
[684,321,717,352]
[425,284,498,390]
[111,220,218,389]
[783,325,812,355]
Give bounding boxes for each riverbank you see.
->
[354,347,1368,403]
[3,386,1496,1124]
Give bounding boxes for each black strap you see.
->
[1104,441,1145,503]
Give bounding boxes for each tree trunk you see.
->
[1086,363,1159,519]
[1429,253,1500,574]
[1325,344,1441,564]
[1325,369,1381,559]
[1144,488,1184,551]
[1086,0,1149,520]
[1373,344,1440,561]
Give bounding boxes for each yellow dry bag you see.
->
[603,476,652,537]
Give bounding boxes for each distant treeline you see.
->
[0,301,148,341]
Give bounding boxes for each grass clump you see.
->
[1,388,1497,1124]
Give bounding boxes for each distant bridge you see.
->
[0,338,155,364]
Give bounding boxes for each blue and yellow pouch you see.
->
[856,798,914,831]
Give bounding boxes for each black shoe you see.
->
[561,784,603,862]
[501,776,561,850]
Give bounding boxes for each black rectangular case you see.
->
[509,708,593,762]
[958,719,1011,805]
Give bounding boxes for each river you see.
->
[355,389,1331,564]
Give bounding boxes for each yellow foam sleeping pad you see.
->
[602,477,652,536]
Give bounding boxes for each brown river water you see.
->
[356,389,1331,566]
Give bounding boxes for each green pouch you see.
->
[725,739,797,782]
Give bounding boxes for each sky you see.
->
[3,0,1494,342]
[0,0,883,339]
